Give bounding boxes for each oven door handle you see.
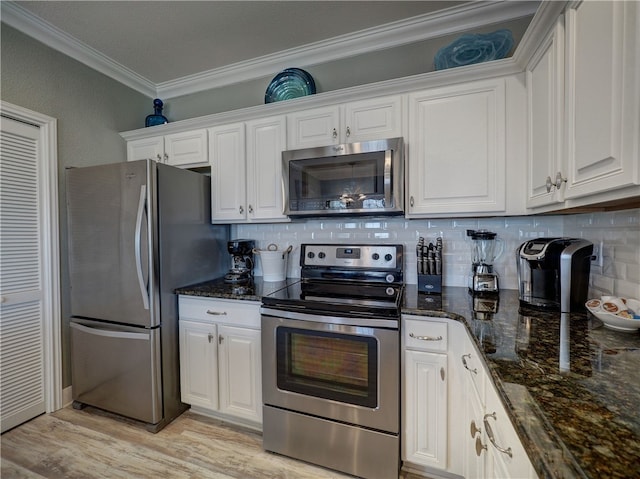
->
[260,307,399,329]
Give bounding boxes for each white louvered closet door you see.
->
[0,116,46,432]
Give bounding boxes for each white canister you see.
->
[254,244,292,282]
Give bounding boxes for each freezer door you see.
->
[70,319,162,424]
[66,161,154,327]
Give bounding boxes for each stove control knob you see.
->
[372,253,380,260]
[318,252,326,259]
[307,252,315,259]
[385,254,393,262]
[385,274,395,283]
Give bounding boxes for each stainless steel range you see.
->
[261,243,404,479]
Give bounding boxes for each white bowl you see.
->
[586,298,640,332]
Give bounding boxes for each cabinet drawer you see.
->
[403,317,448,352]
[178,296,261,329]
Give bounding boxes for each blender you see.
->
[467,229,503,294]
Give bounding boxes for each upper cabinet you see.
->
[526,1,640,211]
[406,78,508,217]
[127,129,208,168]
[525,17,565,209]
[286,95,403,149]
[563,0,639,200]
[209,116,288,223]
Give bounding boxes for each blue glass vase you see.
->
[145,98,169,127]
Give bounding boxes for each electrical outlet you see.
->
[591,241,604,268]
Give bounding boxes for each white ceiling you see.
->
[2,1,540,98]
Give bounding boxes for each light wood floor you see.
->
[1,407,423,479]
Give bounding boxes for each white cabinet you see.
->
[406,78,507,216]
[127,129,208,168]
[526,18,566,209]
[127,136,164,163]
[179,320,218,410]
[402,316,448,471]
[563,0,639,201]
[178,297,262,427]
[449,322,537,479]
[286,95,403,149]
[209,116,288,223]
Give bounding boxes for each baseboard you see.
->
[62,386,73,407]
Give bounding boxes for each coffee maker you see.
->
[516,238,593,312]
[467,229,503,294]
[224,239,255,284]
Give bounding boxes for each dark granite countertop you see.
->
[403,286,640,479]
[176,280,640,479]
[175,276,293,302]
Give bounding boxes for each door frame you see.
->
[1,101,62,413]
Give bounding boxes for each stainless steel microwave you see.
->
[282,137,404,217]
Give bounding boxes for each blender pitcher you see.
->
[467,229,504,293]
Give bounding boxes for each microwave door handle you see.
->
[384,150,392,207]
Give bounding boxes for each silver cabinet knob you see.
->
[545,176,553,193]
[346,126,351,137]
[332,128,338,139]
[470,420,482,438]
[475,436,487,457]
[410,196,415,207]
[248,204,253,214]
[239,205,244,214]
[554,171,567,190]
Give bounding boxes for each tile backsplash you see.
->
[234,208,640,299]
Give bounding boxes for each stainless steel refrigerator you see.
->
[66,160,228,432]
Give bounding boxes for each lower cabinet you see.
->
[402,315,448,472]
[178,296,262,427]
[404,317,537,479]
[449,321,538,479]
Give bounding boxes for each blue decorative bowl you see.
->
[265,68,316,103]
[434,29,514,71]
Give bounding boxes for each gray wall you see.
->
[1,25,150,388]
[165,16,533,120]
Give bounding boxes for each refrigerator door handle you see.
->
[134,184,150,310]
[70,321,150,341]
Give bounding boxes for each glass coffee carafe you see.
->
[467,229,503,293]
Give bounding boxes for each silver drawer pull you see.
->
[206,310,227,316]
[483,412,513,458]
[409,332,443,341]
[462,353,478,375]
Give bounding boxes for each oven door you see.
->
[261,312,399,433]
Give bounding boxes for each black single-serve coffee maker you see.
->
[516,238,593,312]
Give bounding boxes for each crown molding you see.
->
[2,0,539,100]
[1,1,157,97]
[157,1,539,98]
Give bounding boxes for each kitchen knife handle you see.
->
[134,185,150,310]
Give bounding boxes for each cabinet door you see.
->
[246,116,289,222]
[164,129,208,167]
[403,349,448,470]
[484,380,536,479]
[287,106,340,149]
[127,136,164,162]
[526,19,565,209]
[179,320,218,410]
[209,123,246,222]
[343,96,403,143]
[564,1,639,199]
[407,78,506,216]
[217,325,262,423]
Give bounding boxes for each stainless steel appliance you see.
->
[467,229,504,293]
[224,238,255,283]
[282,137,404,217]
[66,160,228,432]
[516,237,593,312]
[261,243,404,479]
